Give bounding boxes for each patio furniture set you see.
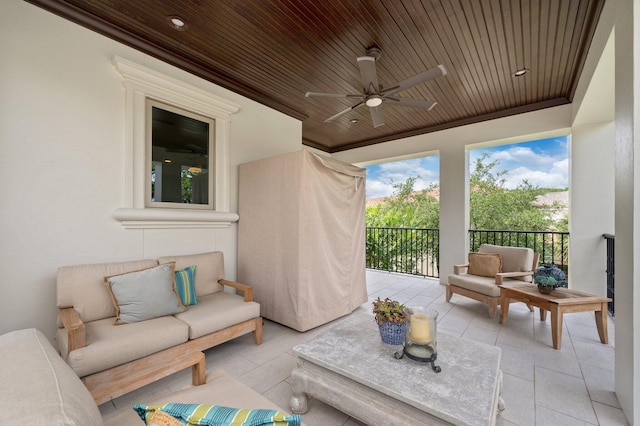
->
[0,244,610,425]
[446,243,611,350]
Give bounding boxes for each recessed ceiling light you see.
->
[349,119,359,124]
[512,68,529,77]
[167,16,188,31]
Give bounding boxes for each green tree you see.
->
[365,177,440,275]
[366,154,567,274]
[469,153,560,231]
[366,177,439,228]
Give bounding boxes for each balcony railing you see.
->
[469,229,569,278]
[603,234,615,316]
[366,227,439,277]
[366,227,569,279]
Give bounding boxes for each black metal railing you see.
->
[365,227,570,279]
[469,229,569,278]
[603,234,615,316]
[366,227,439,277]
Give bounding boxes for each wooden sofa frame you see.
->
[59,278,262,405]
[446,252,539,318]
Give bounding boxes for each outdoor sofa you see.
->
[55,251,262,404]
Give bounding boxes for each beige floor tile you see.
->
[535,366,598,423]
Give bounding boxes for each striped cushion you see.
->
[175,266,198,306]
[133,403,301,426]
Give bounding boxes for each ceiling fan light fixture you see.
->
[512,68,529,77]
[365,96,383,107]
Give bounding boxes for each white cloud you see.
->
[366,139,568,198]
[366,158,439,198]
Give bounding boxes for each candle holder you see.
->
[394,307,441,373]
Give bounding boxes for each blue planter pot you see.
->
[378,322,406,345]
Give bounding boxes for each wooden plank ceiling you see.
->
[29,0,604,153]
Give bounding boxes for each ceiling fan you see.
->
[305,47,446,128]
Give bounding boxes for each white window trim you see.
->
[112,56,240,228]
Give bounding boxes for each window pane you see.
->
[147,101,215,209]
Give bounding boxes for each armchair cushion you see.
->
[478,244,534,282]
[105,263,186,324]
[467,252,502,277]
[448,273,502,297]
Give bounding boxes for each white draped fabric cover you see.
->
[238,151,367,331]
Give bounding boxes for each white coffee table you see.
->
[290,312,504,426]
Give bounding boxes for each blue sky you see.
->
[364,136,569,198]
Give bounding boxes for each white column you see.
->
[438,145,469,284]
[614,0,640,421]
[569,123,615,296]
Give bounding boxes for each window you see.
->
[113,56,240,229]
[147,100,215,209]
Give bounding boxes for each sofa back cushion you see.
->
[478,244,534,282]
[0,328,102,425]
[57,259,158,323]
[157,251,224,297]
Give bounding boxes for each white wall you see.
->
[0,0,302,341]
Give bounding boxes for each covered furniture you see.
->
[238,151,367,331]
[446,244,539,318]
[0,328,295,425]
[56,251,262,404]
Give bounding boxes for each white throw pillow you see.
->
[105,263,185,324]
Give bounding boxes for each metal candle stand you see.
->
[394,307,442,373]
[394,343,441,372]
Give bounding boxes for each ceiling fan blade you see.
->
[324,101,366,122]
[356,56,379,94]
[305,92,365,99]
[369,106,385,128]
[385,97,438,110]
[382,64,447,96]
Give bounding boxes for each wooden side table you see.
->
[498,283,611,349]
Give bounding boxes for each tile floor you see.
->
[100,270,628,425]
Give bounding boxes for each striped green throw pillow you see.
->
[133,403,301,426]
[174,266,198,306]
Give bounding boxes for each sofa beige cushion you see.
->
[174,292,261,339]
[479,244,534,282]
[57,259,159,324]
[467,252,502,277]
[57,316,189,377]
[103,370,291,426]
[158,252,224,297]
[1,328,102,425]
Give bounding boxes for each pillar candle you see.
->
[409,313,432,344]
